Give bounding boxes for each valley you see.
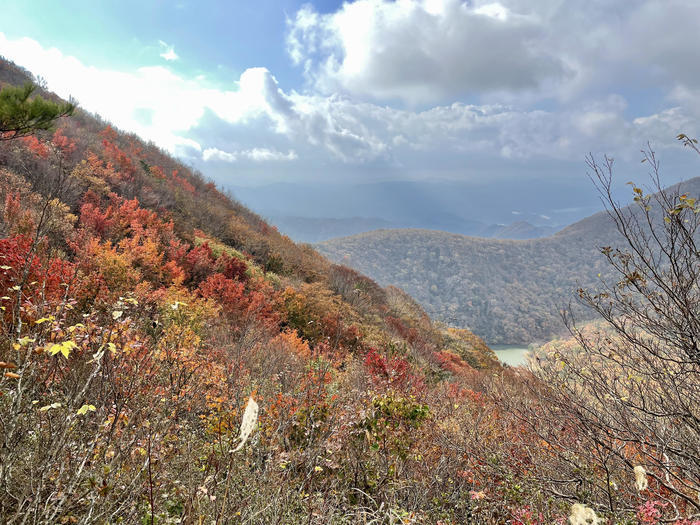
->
[318,175,700,344]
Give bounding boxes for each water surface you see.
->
[491,345,531,367]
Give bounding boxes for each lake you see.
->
[491,345,531,367]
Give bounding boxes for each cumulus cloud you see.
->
[287,0,567,103]
[158,40,179,61]
[0,28,697,186]
[287,0,700,107]
[203,147,298,163]
[202,147,238,163]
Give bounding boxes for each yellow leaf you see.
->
[35,316,54,325]
[39,402,62,411]
[77,404,96,416]
[49,341,77,359]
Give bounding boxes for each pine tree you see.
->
[0,82,74,140]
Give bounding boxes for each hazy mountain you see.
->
[270,216,397,243]
[229,179,602,239]
[317,177,700,344]
[271,215,560,243]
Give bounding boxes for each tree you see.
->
[532,140,700,520]
[0,82,74,140]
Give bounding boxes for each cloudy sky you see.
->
[1,0,699,200]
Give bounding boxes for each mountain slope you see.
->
[0,59,514,522]
[317,176,700,343]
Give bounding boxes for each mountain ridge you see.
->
[318,175,700,343]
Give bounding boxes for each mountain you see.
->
[229,179,600,240]
[0,58,504,522]
[268,215,397,243]
[489,220,558,239]
[267,215,559,243]
[317,176,700,344]
[2,56,699,523]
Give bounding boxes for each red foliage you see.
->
[638,500,667,524]
[0,235,76,311]
[149,165,167,180]
[21,136,49,158]
[170,169,196,194]
[0,235,38,289]
[3,192,22,225]
[52,128,76,155]
[183,243,216,285]
[79,192,174,245]
[218,253,249,282]
[512,506,545,525]
[364,347,419,391]
[79,201,114,238]
[198,273,280,329]
[320,313,361,354]
[434,350,476,378]
[101,130,136,180]
[386,315,421,346]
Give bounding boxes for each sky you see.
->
[1,0,700,207]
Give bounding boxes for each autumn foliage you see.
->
[0,61,698,524]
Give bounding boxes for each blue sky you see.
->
[0,1,318,88]
[1,0,700,204]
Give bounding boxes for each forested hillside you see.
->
[318,176,700,344]
[1,56,699,524]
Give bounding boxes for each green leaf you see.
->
[0,82,74,140]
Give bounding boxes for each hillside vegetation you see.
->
[318,178,700,344]
[1,57,699,524]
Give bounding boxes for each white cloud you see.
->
[203,147,298,163]
[244,148,298,162]
[158,40,179,61]
[286,0,566,103]
[0,33,213,152]
[203,147,238,163]
[0,29,697,185]
[287,0,700,108]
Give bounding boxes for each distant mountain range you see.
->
[270,215,558,243]
[229,179,603,242]
[317,177,700,344]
